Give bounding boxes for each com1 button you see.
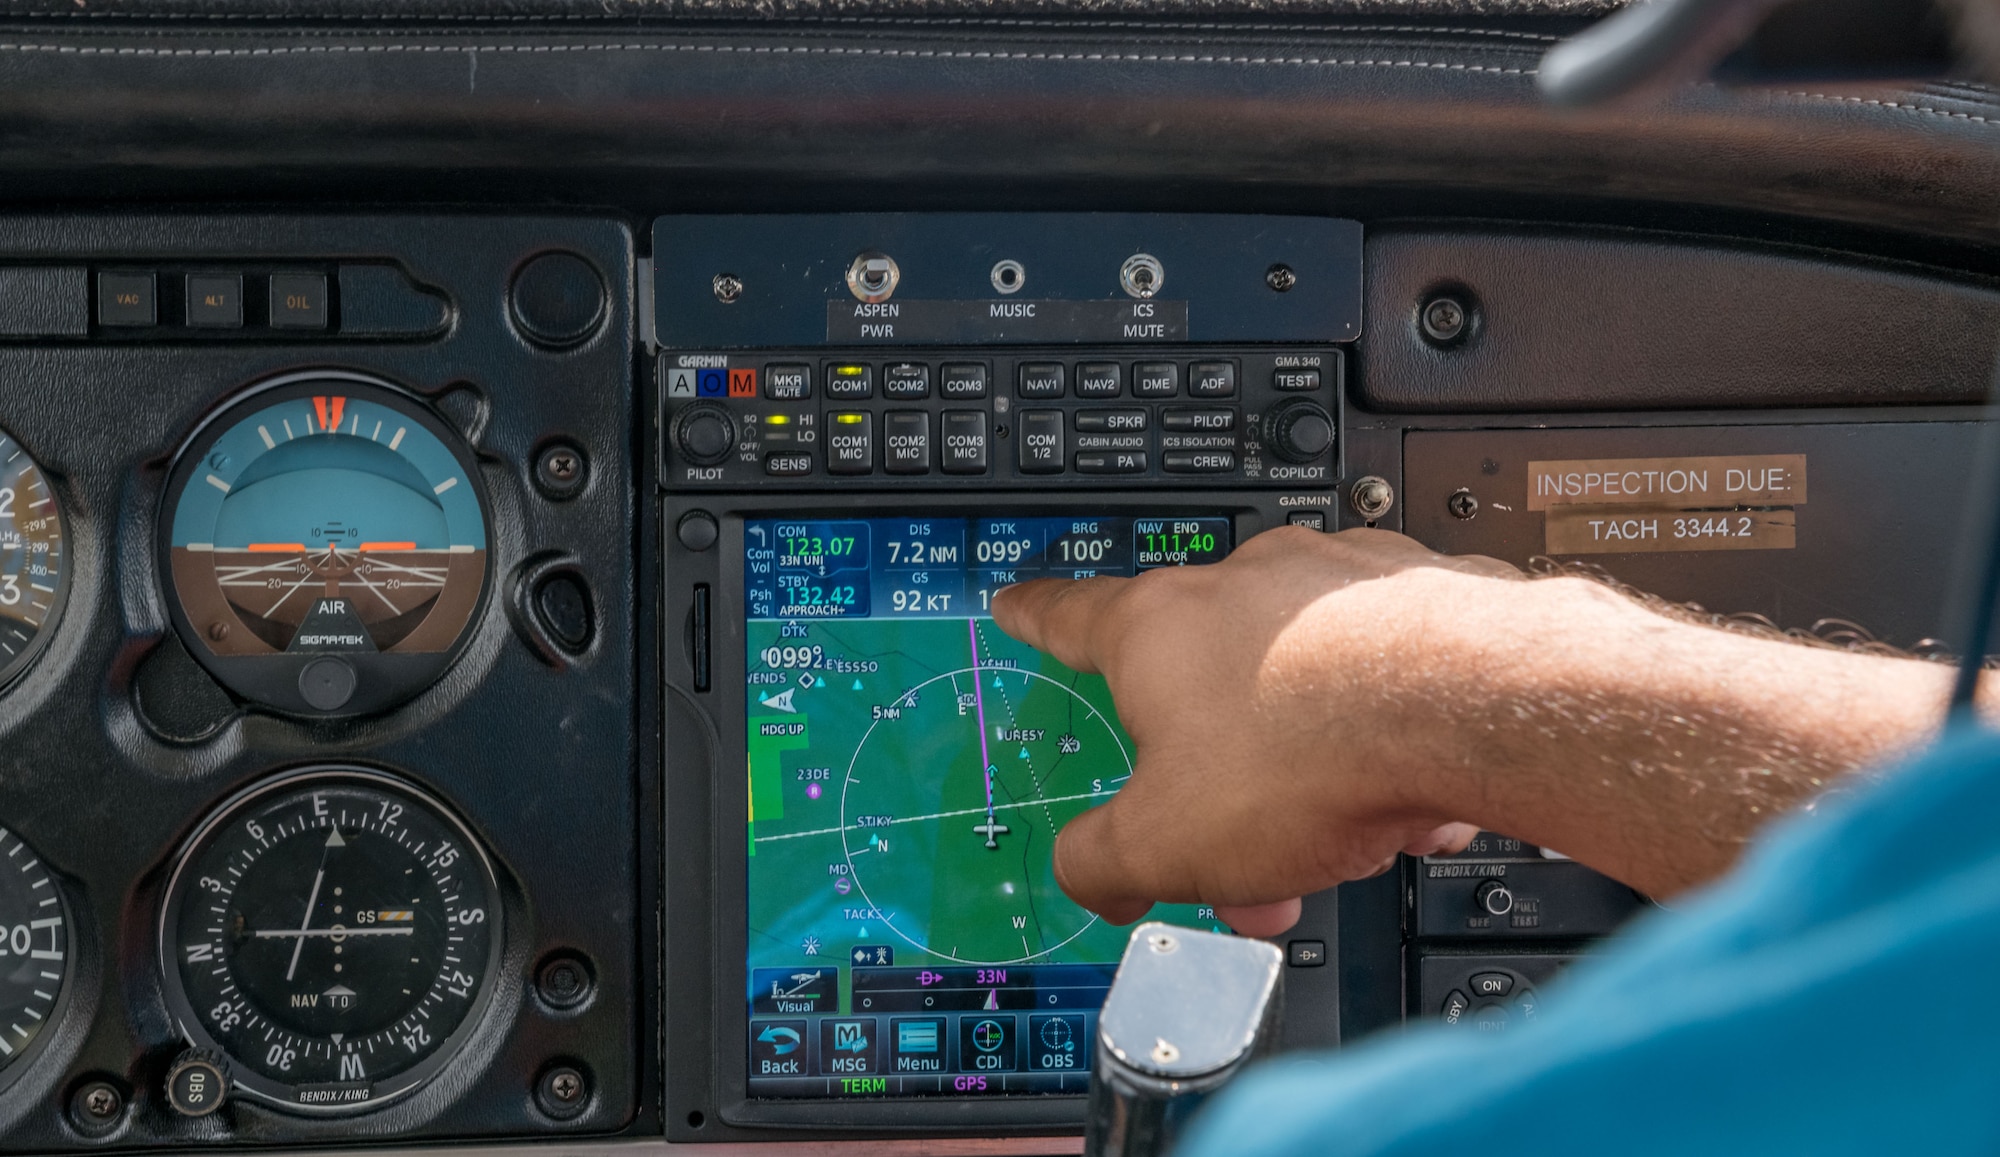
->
[825,412,874,475]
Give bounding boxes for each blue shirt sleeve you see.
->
[1175,728,2000,1157]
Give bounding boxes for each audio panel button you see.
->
[1018,411,1064,473]
[826,411,875,475]
[941,363,989,399]
[883,411,932,474]
[884,363,932,399]
[941,411,990,475]
[1017,363,1065,399]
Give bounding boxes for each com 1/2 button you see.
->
[1017,411,1064,474]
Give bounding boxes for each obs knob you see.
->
[165,1047,231,1117]
[1264,399,1335,463]
[672,405,736,467]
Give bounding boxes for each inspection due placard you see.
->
[1526,454,1806,554]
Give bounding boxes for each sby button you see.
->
[883,411,932,474]
[941,411,989,475]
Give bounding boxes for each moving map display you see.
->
[743,514,1233,1098]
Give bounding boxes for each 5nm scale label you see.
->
[161,771,500,1113]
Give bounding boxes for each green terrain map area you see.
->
[747,615,1216,1000]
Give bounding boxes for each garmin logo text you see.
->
[1279,495,1335,507]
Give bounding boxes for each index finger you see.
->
[988,575,1130,674]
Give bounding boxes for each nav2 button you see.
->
[751,1021,808,1076]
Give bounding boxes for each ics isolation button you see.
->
[1163,451,1236,474]
[765,452,814,476]
[825,411,874,475]
[827,364,874,399]
[941,411,990,475]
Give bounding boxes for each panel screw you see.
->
[70,1080,123,1133]
[1150,1038,1181,1065]
[712,274,743,304]
[534,443,588,500]
[1448,489,1480,520]
[1351,475,1395,519]
[1146,932,1178,954]
[1421,295,1469,344]
[1265,264,1297,292]
[536,1064,589,1120]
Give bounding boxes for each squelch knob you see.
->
[1264,400,1335,464]
[164,1047,231,1117]
[672,405,736,467]
[1474,879,1515,918]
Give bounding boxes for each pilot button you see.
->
[941,411,989,475]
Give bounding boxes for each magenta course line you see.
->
[968,618,996,816]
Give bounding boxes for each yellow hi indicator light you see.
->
[763,414,791,425]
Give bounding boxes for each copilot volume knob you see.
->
[1264,399,1335,464]
[1474,879,1515,917]
[165,1047,230,1117]
[672,404,736,467]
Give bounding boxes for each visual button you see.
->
[1189,362,1237,398]
[825,411,874,475]
[941,411,990,475]
[883,411,931,475]
[820,1018,881,1075]
[941,363,989,399]
[766,364,811,400]
[269,273,328,329]
[884,363,931,399]
[97,272,156,327]
[959,1015,1018,1072]
[185,274,243,328]
[1017,363,1064,399]
[827,363,874,400]
[1075,363,1122,398]
[1017,411,1064,474]
[751,1020,809,1077]
[751,966,836,1015]
[1133,362,1179,397]
[890,1018,947,1075]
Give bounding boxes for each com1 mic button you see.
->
[1265,399,1335,463]
[672,404,736,467]
[826,411,874,475]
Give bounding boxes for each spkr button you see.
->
[883,411,932,474]
[825,411,874,475]
[1017,363,1065,399]
[1075,363,1122,398]
[941,411,990,474]
[1073,409,1147,432]
[1017,411,1064,474]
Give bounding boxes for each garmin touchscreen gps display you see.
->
[743,515,1233,1098]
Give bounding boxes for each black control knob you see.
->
[1474,879,1515,917]
[1264,399,1335,463]
[164,1047,230,1117]
[672,405,736,467]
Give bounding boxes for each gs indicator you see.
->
[162,374,490,717]
[0,427,70,696]
[160,769,501,1114]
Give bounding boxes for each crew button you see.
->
[764,452,813,476]
[883,411,932,474]
[1075,362,1122,398]
[1017,363,1065,399]
[941,411,990,475]
[1468,972,1515,999]
[825,411,874,475]
[941,363,989,399]
[97,272,156,327]
[186,274,244,328]
[1074,451,1147,474]
[1017,411,1064,474]
[884,362,932,399]
[827,363,874,399]
[1133,362,1179,397]
[1189,362,1238,398]
[1162,451,1236,474]
[1273,367,1322,392]
[765,364,812,400]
